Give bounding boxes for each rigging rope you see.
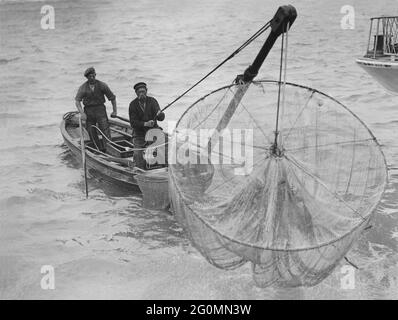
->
[273,24,288,152]
[161,20,272,113]
[279,21,289,148]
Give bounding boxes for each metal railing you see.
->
[366,16,398,58]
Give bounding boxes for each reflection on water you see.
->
[0,0,397,299]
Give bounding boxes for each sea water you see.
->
[0,0,397,299]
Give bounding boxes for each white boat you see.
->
[356,16,398,94]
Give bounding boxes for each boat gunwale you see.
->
[356,57,398,68]
[60,118,139,184]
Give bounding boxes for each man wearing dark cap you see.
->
[129,82,165,169]
[75,67,117,151]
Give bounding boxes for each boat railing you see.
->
[365,16,398,59]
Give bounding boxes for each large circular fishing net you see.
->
[169,80,387,287]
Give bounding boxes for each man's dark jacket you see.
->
[129,96,161,137]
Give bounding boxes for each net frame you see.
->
[169,80,388,287]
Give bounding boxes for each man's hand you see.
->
[156,110,165,121]
[80,113,87,121]
[144,120,155,127]
[110,111,117,118]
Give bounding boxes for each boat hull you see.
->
[61,118,139,189]
[356,57,398,94]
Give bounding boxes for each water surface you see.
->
[0,0,398,299]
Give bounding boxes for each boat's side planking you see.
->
[60,119,139,187]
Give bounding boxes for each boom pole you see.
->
[208,5,297,152]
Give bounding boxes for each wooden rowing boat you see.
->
[60,111,167,191]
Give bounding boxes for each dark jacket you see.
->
[129,96,162,137]
[75,80,116,108]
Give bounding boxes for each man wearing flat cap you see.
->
[129,82,165,169]
[75,67,117,151]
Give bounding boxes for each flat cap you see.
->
[134,82,147,91]
[84,67,96,77]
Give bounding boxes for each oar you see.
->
[113,113,164,124]
[78,114,89,198]
[113,115,130,123]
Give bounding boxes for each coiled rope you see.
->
[63,111,79,121]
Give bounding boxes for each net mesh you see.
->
[169,80,387,287]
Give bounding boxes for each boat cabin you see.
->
[365,16,398,59]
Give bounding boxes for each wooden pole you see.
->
[79,114,89,198]
[114,115,130,123]
[208,5,297,153]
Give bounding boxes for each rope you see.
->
[90,125,168,151]
[279,22,289,148]
[273,24,288,151]
[88,126,101,151]
[344,256,359,269]
[63,111,79,121]
[161,20,272,113]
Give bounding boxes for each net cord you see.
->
[279,22,289,148]
[273,23,289,152]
